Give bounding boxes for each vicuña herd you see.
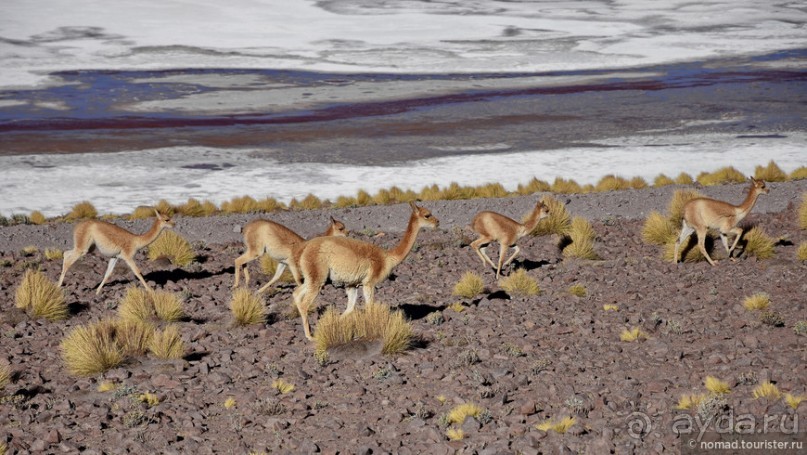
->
[54,177,771,338]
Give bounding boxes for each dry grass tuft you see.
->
[259,255,296,283]
[562,216,598,260]
[531,196,570,236]
[568,284,587,297]
[147,230,195,267]
[29,210,46,225]
[44,248,63,260]
[498,268,540,297]
[452,271,485,299]
[790,166,807,180]
[784,393,805,409]
[799,195,807,230]
[257,197,285,212]
[15,269,68,321]
[743,293,770,311]
[603,304,619,311]
[704,376,731,395]
[154,199,175,216]
[536,416,576,433]
[642,211,677,245]
[149,325,185,360]
[550,177,583,194]
[60,320,124,376]
[517,177,551,195]
[289,194,323,210]
[221,195,259,213]
[313,302,413,358]
[752,381,781,400]
[65,201,98,221]
[754,160,787,182]
[741,226,775,259]
[151,290,185,322]
[676,393,707,410]
[97,381,117,392]
[271,378,296,394]
[595,174,631,192]
[229,288,267,326]
[798,242,807,261]
[620,327,648,342]
[138,392,160,407]
[674,172,694,185]
[447,403,484,424]
[697,166,746,186]
[118,286,157,322]
[114,319,155,357]
[176,198,217,217]
[0,362,10,389]
[129,206,157,220]
[334,195,358,208]
[445,427,465,441]
[653,174,675,187]
[224,397,237,409]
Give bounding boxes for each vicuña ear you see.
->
[749,175,756,182]
[153,208,160,218]
[409,201,418,211]
[330,216,336,223]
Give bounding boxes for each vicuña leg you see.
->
[496,242,510,279]
[119,256,152,295]
[673,220,695,264]
[233,251,259,288]
[96,257,119,294]
[362,284,376,308]
[344,287,359,314]
[727,226,744,257]
[257,261,288,294]
[57,248,84,287]
[471,237,496,269]
[695,228,716,266]
[502,245,521,270]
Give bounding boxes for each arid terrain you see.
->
[1,180,806,454]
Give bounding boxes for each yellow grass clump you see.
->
[530,196,570,236]
[475,182,509,199]
[704,376,731,395]
[147,230,195,267]
[676,393,707,410]
[259,255,296,283]
[271,378,296,394]
[550,177,583,194]
[153,199,175,216]
[15,269,68,321]
[151,290,185,322]
[448,301,465,313]
[784,393,805,410]
[743,293,770,311]
[229,289,267,326]
[536,416,576,433]
[289,194,324,210]
[697,166,746,186]
[65,201,98,221]
[447,403,484,424]
[114,319,155,357]
[221,195,259,213]
[752,382,781,400]
[653,174,675,187]
[562,216,599,260]
[630,176,648,189]
[798,242,807,261]
[176,198,217,217]
[129,205,157,220]
[256,197,284,212]
[674,172,694,185]
[0,442,6,455]
[741,226,775,259]
[568,284,587,297]
[334,195,357,208]
[97,381,117,392]
[44,248,63,260]
[642,211,677,245]
[754,160,787,182]
[799,195,807,230]
[149,325,185,360]
[603,304,619,311]
[498,268,540,297]
[60,320,124,376]
[21,245,39,256]
[29,210,46,225]
[313,302,413,358]
[224,397,237,409]
[790,166,807,180]
[620,327,648,342]
[0,362,10,389]
[452,271,485,299]
[595,174,631,192]
[118,286,157,322]
[517,177,551,195]
[138,392,160,407]
[445,427,465,441]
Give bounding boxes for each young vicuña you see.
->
[291,202,439,340]
[470,200,550,278]
[58,209,175,294]
[233,216,347,292]
[673,176,770,266]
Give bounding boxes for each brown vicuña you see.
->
[232,216,347,292]
[674,176,770,266]
[291,202,439,340]
[470,200,550,278]
[58,209,175,294]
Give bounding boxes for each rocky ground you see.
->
[1,181,806,454]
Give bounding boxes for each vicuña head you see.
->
[470,199,549,278]
[291,201,439,340]
[674,176,769,266]
[58,208,175,294]
[233,216,348,292]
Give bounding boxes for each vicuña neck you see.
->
[521,207,544,234]
[388,213,421,265]
[737,186,761,215]
[135,218,166,249]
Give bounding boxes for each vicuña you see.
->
[674,176,770,265]
[291,201,439,340]
[233,216,347,292]
[470,200,550,278]
[58,209,175,294]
